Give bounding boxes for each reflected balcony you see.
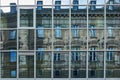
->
[71,38,84,47]
[88,38,99,48]
[3,40,17,50]
[106,39,119,48]
[54,39,65,47]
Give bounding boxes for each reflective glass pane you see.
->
[0,30,17,50]
[106,5,120,28]
[36,51,51,78]
[19,55,34,78]
[106,51,120,78]
[20,8,33,27]
[54,6,69,28]
[106,29,120,50]
[54,29,69,50]
[71,51,86,78]
[0,7,17,28]
[19,0,35,5]
[88,51,104,78]
[88,29,104,50]
[71,29,87,50]
[36,7,52,28]
[36,29,52,50]
[53,51,69,78]
[19,30,34,50]
[1,0,17,6]
[1,52,17,78]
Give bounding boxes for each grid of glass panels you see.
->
[0,0,120,79]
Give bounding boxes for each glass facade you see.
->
[0,0,120,79]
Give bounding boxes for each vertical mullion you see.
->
[86,0,89,79]
[34,3,36,78]
[51,0,54,78]
[104,0,107,79]
[69,0,71,78]
[17,3,20,79]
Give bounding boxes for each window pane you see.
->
[53,51,69,78]
[37,26,44,38]
[19,0,35,5]
[9,30,16,39]
[10,50,16,62]
[20,8,33,27]
[88,51,104,78]
[1,52,17,78]
[19,29,34,50]
[19,55,34,78]
[71,51,86,78]
[1,30,17,50]
[106,51,120,78]
[11,70,16,78]
[36,51,51,78]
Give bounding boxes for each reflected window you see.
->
[109,0,114,10]
[10,50,16,62]
[90,1,96,10]
[37,1,43,10]
[72,52,79,61]
[90,47,96,61]
[73,0,79,10]
[55,0,61,10]
[73,70,78,76]
[107,47,113,61]
[54,53,61,61]
[11,70,16,77]
[37,26,44,38]
[9,30,16,39]
[55,25,61,38]
[108,27,113,37]
[37,48,44,60]
[55,70,60,76]
[73,25,79,37]
[90,25,96,37]
[19,56,26,65]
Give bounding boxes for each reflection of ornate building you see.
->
[1,0,120,79]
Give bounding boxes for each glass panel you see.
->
[54,0,70,5]
[88,51,104,78]
[106,5,120,28]
[36,7,52,28]
[36,29,52,50]
[89,6,104,28]
[1,52,17,78]
[19,0,35,5]
[20,8,33,27]
[36,51,51,78]
[42,0,52,5]
[19,55,34,78]
[53,51,69,78]
[71,51,86,78]
[11,70,16,78]
[10,50,17,62]
[54,29,69,50]
[0,30,17,50]
[71,29,87,50]
[88,29,104,50]
[9,30,16,40]
[1,0,17,6]
[54,6,69,28]
[106,29,120,50]
[106,51,120,78]
[71,0,87,5]
[19,30,34,50]
[0,7,17,28]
